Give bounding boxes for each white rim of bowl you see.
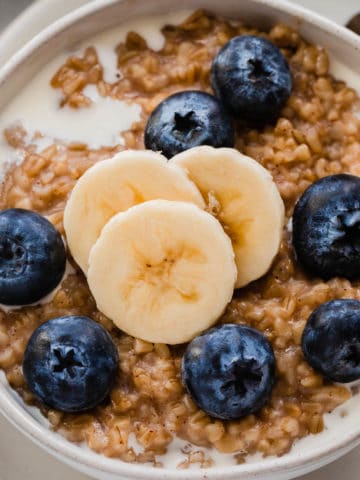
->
[0,0,360,478]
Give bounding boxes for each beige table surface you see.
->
[0,1,359,479]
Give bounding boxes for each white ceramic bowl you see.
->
[0,0,91,67]
[0,1,360,479]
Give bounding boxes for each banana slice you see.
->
[64,150,205,273]
[171,146,284,288]
[87,200,237,344]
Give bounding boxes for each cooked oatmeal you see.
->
[0,9,359,466]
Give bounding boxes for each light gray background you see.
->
[0,1,359,479]
[0,0,33,31]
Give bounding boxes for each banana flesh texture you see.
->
[64,150,205,273]
[87,200,237,344]
[171,146,285,288]
[64,146,284,344]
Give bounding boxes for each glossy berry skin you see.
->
[144,90,234,158]
[302,300,360,383]
[211,35,292,125]
[23,316,119,413]
[292,174,360,280]
[0,208,66,305]
[182,324,275,420]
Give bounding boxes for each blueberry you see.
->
[346,14,360,35]
[0,208,66,305]
[144,90,234,158]
[292,174,360,279]
[23,316,119,412]
[181,324,275,420]
[302,300,360,382]
[211,35,292,125]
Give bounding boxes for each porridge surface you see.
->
[0,9,359,467]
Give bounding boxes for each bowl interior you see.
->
[0,0,360,479]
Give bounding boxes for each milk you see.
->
[0,10,192,180]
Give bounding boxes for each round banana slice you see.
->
[88,200,237,345]
[171,146,285,288]
[64,150,205,273]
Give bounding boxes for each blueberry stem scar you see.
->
[52,348,84,378]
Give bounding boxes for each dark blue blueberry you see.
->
[0,209,66,305]
[302,299,360,383]
[181,324,275,420]
[144,90,234,158]
[211,35,292,125]
[292,174,360,279]
[23,316,119,412]
[346,14,360,35]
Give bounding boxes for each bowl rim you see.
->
[0,0,91,67]
[1,0,360,478]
